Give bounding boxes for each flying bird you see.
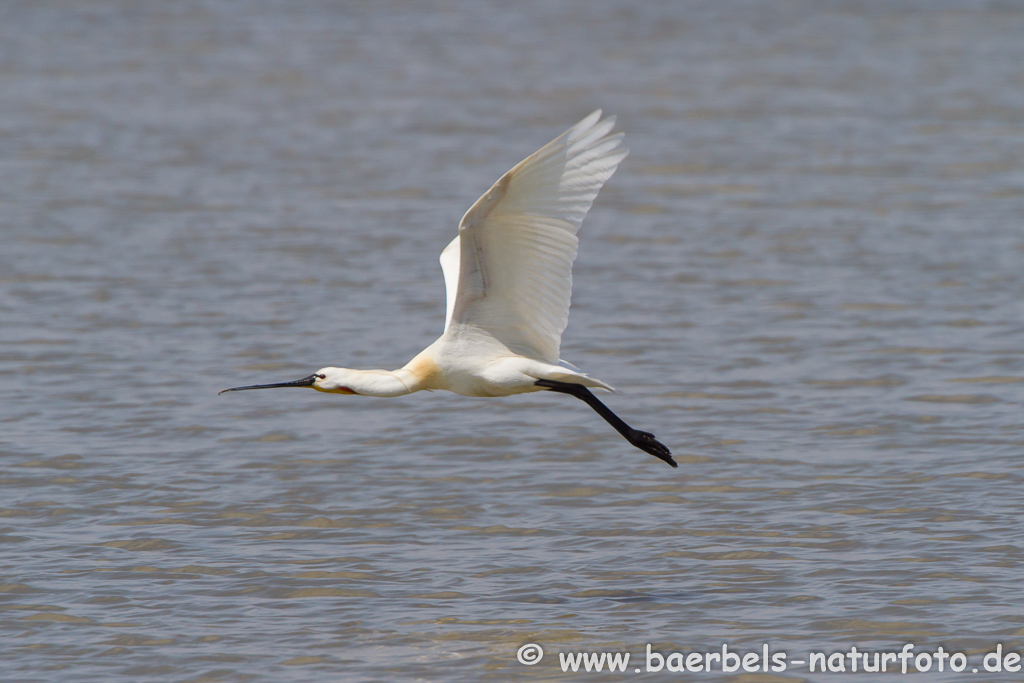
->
[221,111,675,467]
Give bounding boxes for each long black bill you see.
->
[218,374,318,395]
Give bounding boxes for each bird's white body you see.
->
[316,340,607,399]
[313,110,625,399]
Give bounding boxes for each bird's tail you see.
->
[575,374,615,392]
[540,367,615,392]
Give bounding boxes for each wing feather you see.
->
[444,111,628,362]
[439,235,460,332]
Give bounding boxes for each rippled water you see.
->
[2,1,1024,681]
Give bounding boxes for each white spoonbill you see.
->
[220,110,675,467]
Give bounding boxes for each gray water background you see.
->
[2,1,1023,681]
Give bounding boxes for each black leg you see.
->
[535,379,677,468]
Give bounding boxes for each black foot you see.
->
[628,430,677,468]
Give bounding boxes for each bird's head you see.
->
[309,367,358,394]
[218,367,356,395]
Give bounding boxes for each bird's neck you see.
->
[338,369,417,398]
[371,349,442,396]
[316,350,440,397]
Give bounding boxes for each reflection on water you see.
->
[1,1,1023,681]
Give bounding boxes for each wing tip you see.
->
[581,108,603,127]
[569,109,614,143]
[567,111,623,155]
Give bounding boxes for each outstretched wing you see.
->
[438,235,461,333]
[442,110,628,362]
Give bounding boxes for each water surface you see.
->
[2,1,1023,681]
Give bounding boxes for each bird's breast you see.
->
[401,350,442,391]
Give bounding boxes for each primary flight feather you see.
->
[221,111,675,467]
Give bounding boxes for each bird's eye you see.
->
[316,374,325,379]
